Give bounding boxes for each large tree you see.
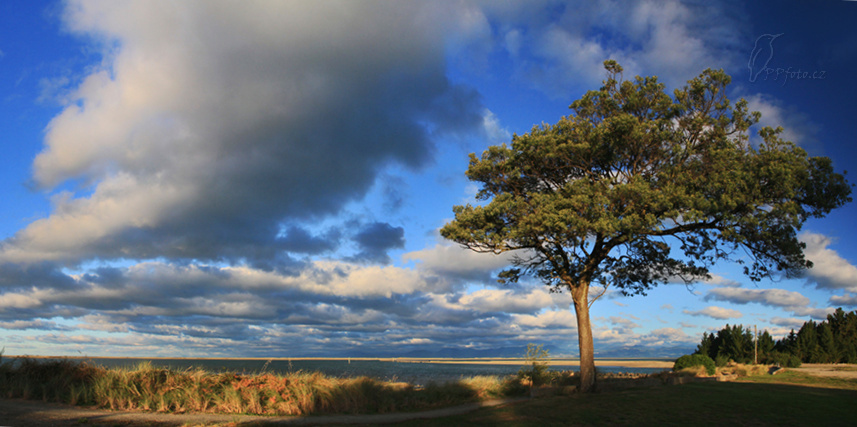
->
[440,61,851,392]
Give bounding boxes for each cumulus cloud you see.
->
[704,287,810,308]
[645,327,696,345]
[770,317,806,328]
[702,285,834,320]
[683,306,743,320]
[0,0,797,358]
[609,316,641,329]
[402,240,519,284]
[790,306,836,320]
[830,294,857,307]
[512,310,578,329]
[459,287,570,314]
[800,232,857,292]
[702,275,742,288]
[0,251,578,356]
[1,0,486,267]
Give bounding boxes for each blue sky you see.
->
[1,0,856,358]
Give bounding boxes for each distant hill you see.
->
[339,343,688,359]
[278,343,690,359]
[401,346,563,359]
[595,345,692,360]
[335,345,563,359]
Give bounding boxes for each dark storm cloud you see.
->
[349,222,405,264]
[0,261,77,290]
[278,226,340,255]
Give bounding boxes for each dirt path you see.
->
[790,363,857,379]
[0,397,526,426]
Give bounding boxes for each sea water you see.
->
[68,358,668,385]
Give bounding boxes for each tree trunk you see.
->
[572,283,596,393]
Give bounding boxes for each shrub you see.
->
[764,351,802,368]
[714,354,730,367]
[673,354,716,376]
[517,344,551,386]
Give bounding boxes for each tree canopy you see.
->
[441,61,852,392]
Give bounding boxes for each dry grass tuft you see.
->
[675,365,710,377]
[0,357,529,416]
[717,363,769,377]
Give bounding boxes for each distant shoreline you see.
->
[6,355,676,369]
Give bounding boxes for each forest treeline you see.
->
[693,308,857,367]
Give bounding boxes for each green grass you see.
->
[402,378,857,426]
[397,367,857,426]
[737,370,857,390]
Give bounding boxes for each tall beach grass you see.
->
[2,354,739,416]
[0,356,524,415]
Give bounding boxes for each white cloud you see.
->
[705,287,810,308]
[702,275,742,287]
[458,288,554,314]
[770,317,806,329]
[609,316,641,329]
[647,327,696,344]
[402,240,518,283]
[227,261,435,299]
[512,310,578,329]
[481,109,512,145]
[801,231,857,292]
[0,291,46,310]
[593,326,637,344]
[683,306,743,320]
[830,293,857,307]
[790,306,835,320]
[2,174,192,263]
[741,93,818,147]
[3,0,486,266]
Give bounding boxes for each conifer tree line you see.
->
[693,308,857,367]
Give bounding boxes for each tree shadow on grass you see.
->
[391,378,857,427]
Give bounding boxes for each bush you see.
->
[518,344,551,386]
[673,354,716,376]
[763,351,802,368]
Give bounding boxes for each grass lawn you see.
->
[400,376,857,426]
[739,370,857,390]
